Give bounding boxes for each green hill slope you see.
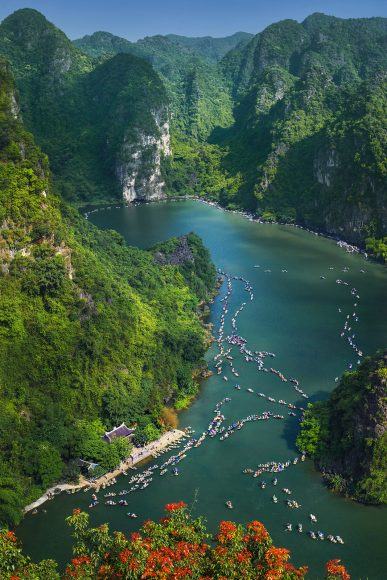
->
[165,31,253,63]
[74,30,234,140]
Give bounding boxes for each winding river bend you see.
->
[18,200,387,577]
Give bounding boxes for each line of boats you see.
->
[285,524,344,543]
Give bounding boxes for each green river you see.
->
[17,200,387,578]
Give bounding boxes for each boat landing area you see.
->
[94,429,186,491]
[24,429,186,513]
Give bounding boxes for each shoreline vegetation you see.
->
[297,351,387,505]
[0,66,219,527]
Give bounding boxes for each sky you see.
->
[0,0,386,40]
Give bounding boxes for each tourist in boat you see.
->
[226,500,233,509]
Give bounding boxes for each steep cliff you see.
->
[297,351,387,504]
[117,109,171,202]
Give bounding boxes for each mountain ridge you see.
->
[0,9,386,252]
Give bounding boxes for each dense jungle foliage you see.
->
[215,14,387,247]
[297,351,387,505]
[0,503,351,579]
[0,58,216,526]
[74,30,235,140]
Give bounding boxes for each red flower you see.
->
[326,559,351,580]
[236,548,252,563]
[165,501,187,512]
[265,569,282,580]
[215,546,228,557]
[118,548,131,564]
[284,563,309,578]
[217,520,237,543]
[71,556,91,567]
[129,559,139,571]
[247,520,269,542]
[6,530,17,543]
[265,547,290,567]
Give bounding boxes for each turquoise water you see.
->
[17,200,387,578]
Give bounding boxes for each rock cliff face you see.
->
[153,235,194,266]
[311,126,387,244]
[117,112,171,202]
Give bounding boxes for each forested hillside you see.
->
[0,57,216,526]
[165,31,253,63]
[297,350,387,504]
[74,30,234,140]
[215,13,387,245]
[0,9,171,203]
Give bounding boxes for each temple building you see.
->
[103,423,135,443]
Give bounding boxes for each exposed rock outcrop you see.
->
[117,110,171,203]
[312,145,387,244]
[153,235,194,266]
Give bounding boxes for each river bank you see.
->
[93,429,186,491]
[24,429,186,514]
